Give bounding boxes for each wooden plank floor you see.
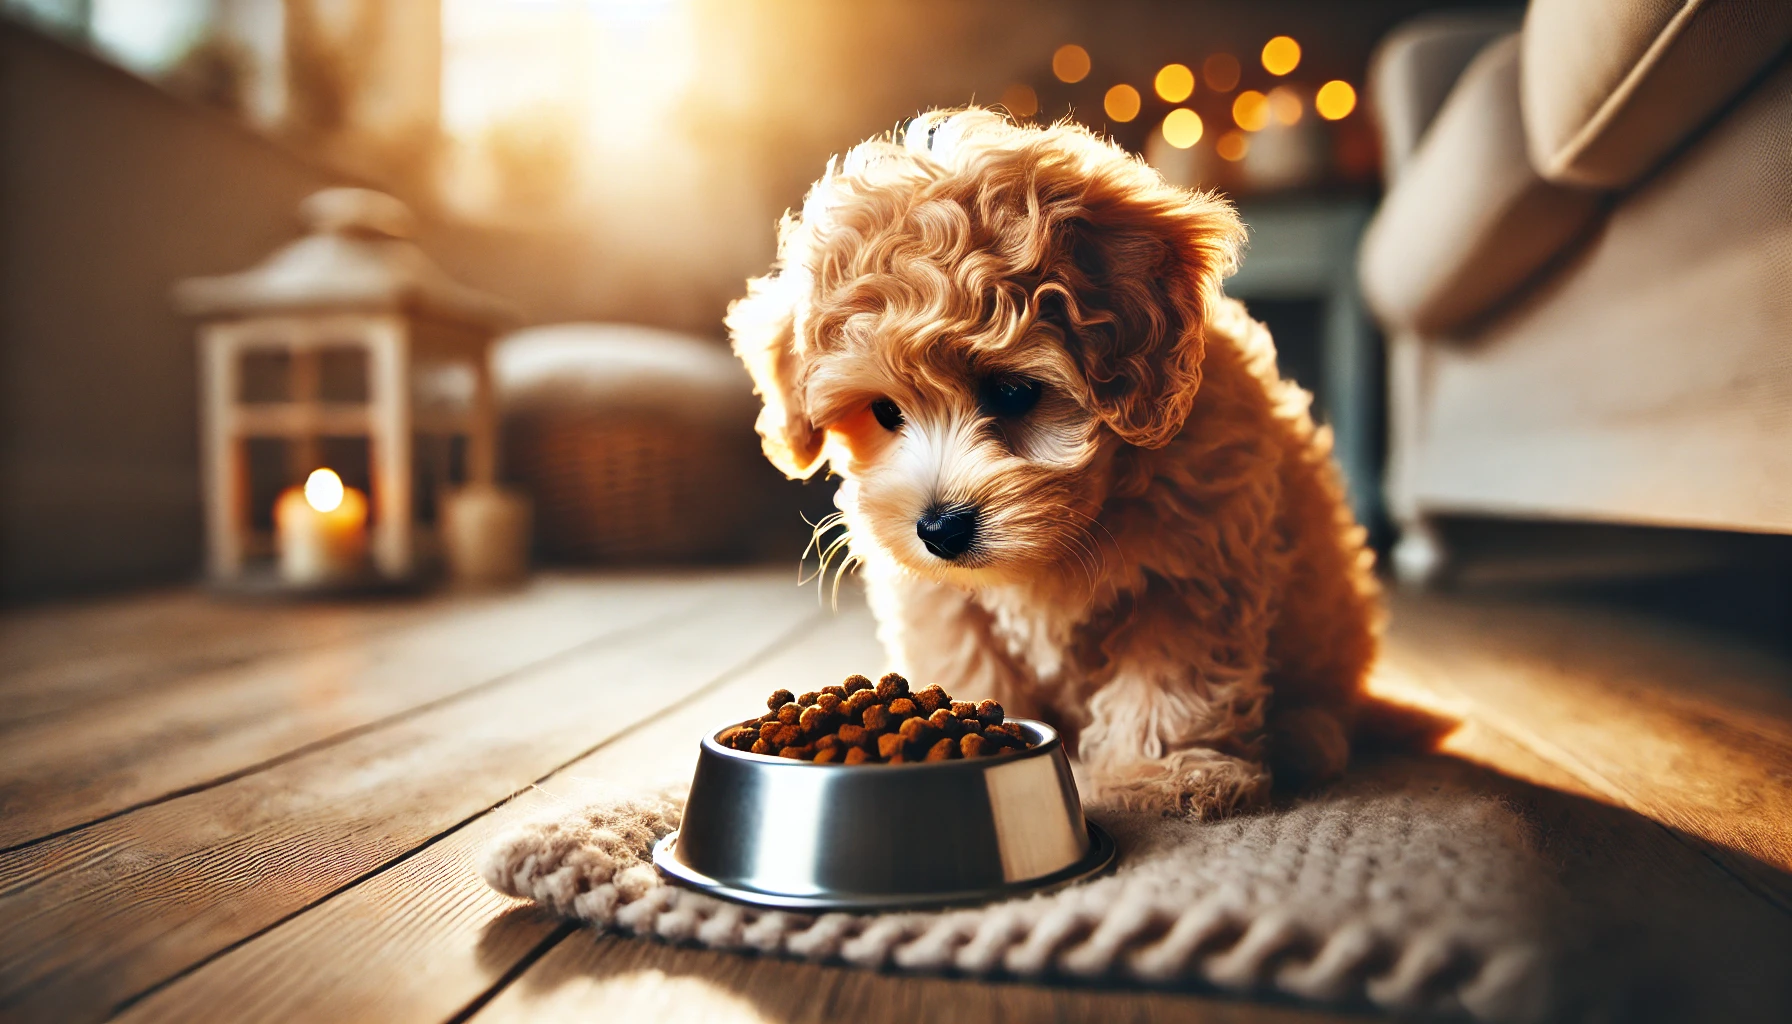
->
[2,568,1789,1022]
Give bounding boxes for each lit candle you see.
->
[276,468,369,586]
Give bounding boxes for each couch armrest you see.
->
[1359,35,1605,336]
[1367,12,1524,182]
[1523,0,1792,188]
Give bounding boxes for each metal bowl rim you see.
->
[702,716,1061,771]
[651,820,1117,912]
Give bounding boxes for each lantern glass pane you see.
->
[246,437,289,533]
[239,350,291,403]
[319,347,370,403]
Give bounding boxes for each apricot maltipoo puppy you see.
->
[729,108,1380,816]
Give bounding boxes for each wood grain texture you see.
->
[0,570,778,849]
[6,574,1792,1024]
[0,586,434,729]
[1378,592,1792,912]
[117,603,885,1024]
[0,582,820,1022]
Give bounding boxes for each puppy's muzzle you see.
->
[917,505,978,560]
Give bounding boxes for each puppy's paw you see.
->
[1085,749,1270,819]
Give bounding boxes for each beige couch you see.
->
[1358,0,1792,582]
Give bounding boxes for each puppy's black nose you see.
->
[917,505,978,560]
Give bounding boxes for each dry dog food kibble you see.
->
[714,673,1036,764]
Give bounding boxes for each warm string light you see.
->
[1262,35,1301,76]
[1052,44,1090,83]
[1001,83,1039,118]
[1316,80,1357,120]
[1153,63,1194,102]
[1233,90,1269,132]
[1161,108,1203,149]
[1007,39,1342,161]
[1104,83,1141,122]
[1268,86,1302,126]
[1216,129,1249,162]
[1203,52,1241,92]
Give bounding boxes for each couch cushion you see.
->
[1367,12,1523,181]
[1360,35,1605,337]
[1522,0,1792,188]
[1405,54,1792,532]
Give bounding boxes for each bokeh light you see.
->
[1104,84,1141,122]
[1203,53,1241,92]
[1052,44,1091,83]
[1001,83,1039,118]
[1154,63,1194,103]
[1268,86,1302,126]
[1261,36,1301,76]
[1316,80,1357,120]
[1216,129,1249,162]
[1161,108,1204,149]
[1233,90,1269,132]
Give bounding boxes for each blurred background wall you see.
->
[0,0,1508,599]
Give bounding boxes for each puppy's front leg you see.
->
[1077,670,1272,818]
[859,557,1041,718]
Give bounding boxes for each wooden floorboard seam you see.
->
[1467,704,1792,919]
[440,922,578,1024]
[0,597,438,731]
[1661,820,1792,919]
[98,607,827,1019]
[106,806,508,1017]
[0,591,749,860]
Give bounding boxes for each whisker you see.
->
[1053,505,1121,564]
[830,552,864,610]
[1019,500,1113,594]
[799,512,849,593]
[798,510,843,560]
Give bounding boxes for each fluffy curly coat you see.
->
[729,108,1380,816]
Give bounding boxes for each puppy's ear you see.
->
[727,271,825,479]
[1048,186,1243,449]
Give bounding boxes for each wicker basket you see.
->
[496,324,782,564]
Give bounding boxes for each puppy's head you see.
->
[730,108,1243,586]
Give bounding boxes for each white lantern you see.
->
[176,188,517,589]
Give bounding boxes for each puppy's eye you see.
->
[980,376,1043,418]
[870,398,904,431]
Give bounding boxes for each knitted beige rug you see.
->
[482,757,1592,1022]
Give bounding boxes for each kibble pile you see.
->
[716,673,1035,764]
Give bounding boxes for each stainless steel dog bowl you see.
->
[652,719,1115,911]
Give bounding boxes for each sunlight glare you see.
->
[441,0,696,153]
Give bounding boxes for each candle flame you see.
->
[305,469,345,513]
